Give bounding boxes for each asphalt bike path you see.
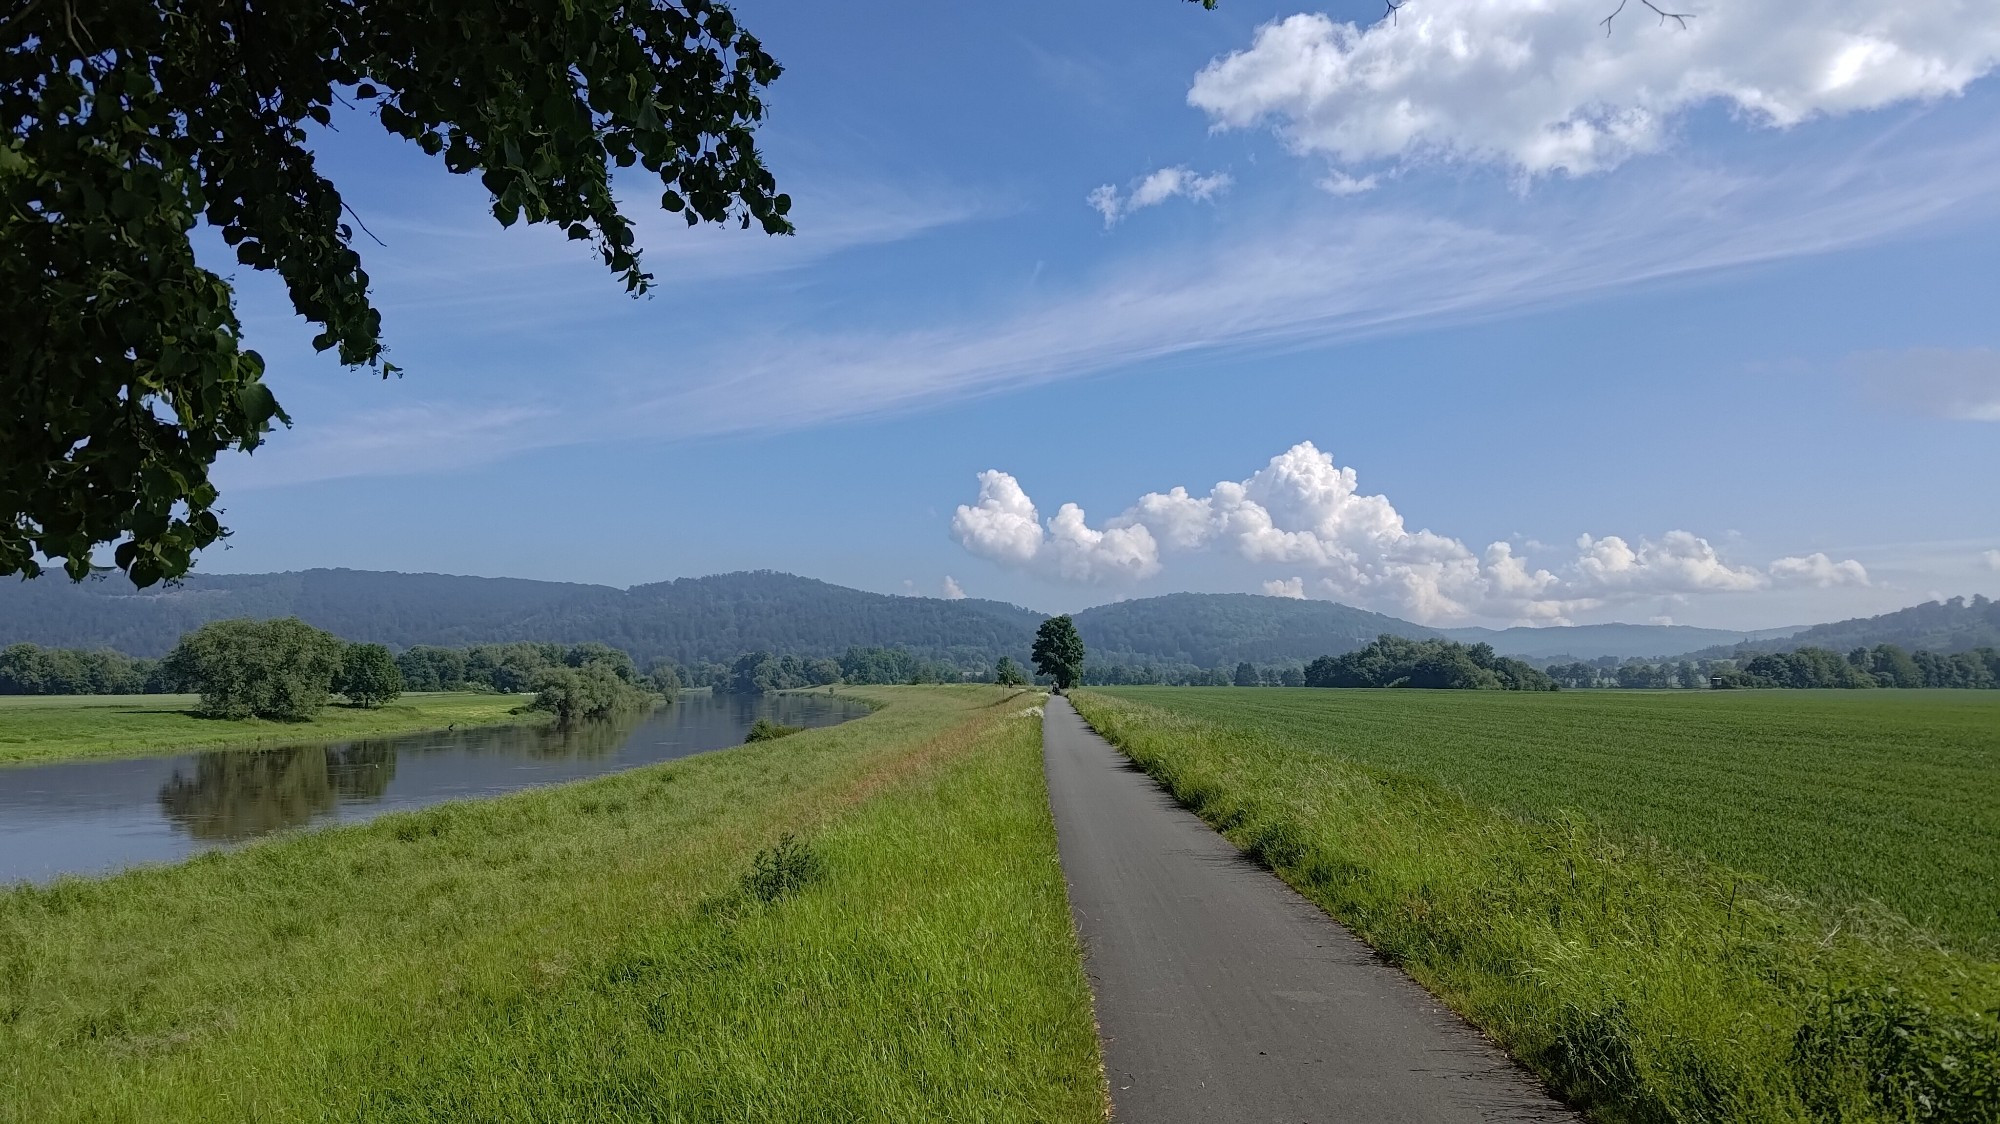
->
[1042,695,1577,1123]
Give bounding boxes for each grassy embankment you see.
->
[0,692,544,766]
[0,686,1101,1122]
[1073,687,2000,1124]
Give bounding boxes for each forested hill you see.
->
[0,569,1044,666]
[1070,593,1436,666]
[6,566,1983,669]
[1674,595,2000,660]
[0,568,613,657]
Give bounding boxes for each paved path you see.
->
[1042,695,1577,1124]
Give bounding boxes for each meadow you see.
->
[1074,687,2000,1124]
[0,691,543,766]
[0,686,1104,1122]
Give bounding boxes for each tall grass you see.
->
[1072,688,1999,1124]
[0,686,1103,1122]
[0,691,544,765]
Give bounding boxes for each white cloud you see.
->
[1263,577,1308,598]
[951,470,1161,584]
[1089,166,1233,226]
[1984,549,2000,571]
[953,443,1870,625]
[941,575,967,600]
[1189,3,2000,177]
[644,126,2000,449]
[1319,171,1380,196]
[1769,552,1873,588]
[1854,347,2000,421]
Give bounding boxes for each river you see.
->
[0,692,868,885]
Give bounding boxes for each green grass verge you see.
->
[0,692,545,766]
[0,686,1104,1122]
[1073,688,1999,1124]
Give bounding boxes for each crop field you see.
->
[0,687,1103,1122]
[0,692,543,766]
[1074,687,2000,1123]
[1100,687,2000,951]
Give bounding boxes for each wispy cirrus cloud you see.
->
[225,101,2000,490]
[642,125,2000,441]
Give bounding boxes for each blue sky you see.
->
[200,0,2000,628]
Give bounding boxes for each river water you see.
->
[0,692,868,885]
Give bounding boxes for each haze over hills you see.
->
[0,568,1987,670]
[1438,623,1807,661]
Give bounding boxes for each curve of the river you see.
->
[0,692,868,885]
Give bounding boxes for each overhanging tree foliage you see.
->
[3,0,790,585]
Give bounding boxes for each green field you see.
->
[0,686,1101,1122]
[0,692,545,766]
[1075,687,2000,1123]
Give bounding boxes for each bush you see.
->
[162,618,346,720]
[743,717,804,743]
[740,834,824,903]
[336,643,403,708]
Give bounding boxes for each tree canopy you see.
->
[1032,615,1086,691]
[1304,635,1556,691]
[160,616,347,719]
[3,0,790,585]
[335,642,403,707]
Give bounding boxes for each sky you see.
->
[197,0,2000,629]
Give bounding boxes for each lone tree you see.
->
[336,643,403,708]
[2,0,791,585]
[161,617,346,720]
[994,656,1027,687]
[1031,616,1085,692]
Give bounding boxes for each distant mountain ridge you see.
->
[1669,595,1999,661]
[0,567,1985,669]
[1439,622,1806,661]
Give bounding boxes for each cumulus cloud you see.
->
[941,576,967,600]
[1985,549,2000,571]
[952,470,1160,583]
[1854,347,2000,421]
[1263,577,1307,599]
[952,444,1870,624]
[1089,166,1233,226]
[1188,3,2000,177]
[1769,552,1872,588]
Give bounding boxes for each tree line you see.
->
[1304,636,1557,691]
[1544,644,2000,689]
[0,643,169,695]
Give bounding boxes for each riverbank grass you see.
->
[0,686,1104,1122]
[0,691,543,766]
[1073,688,2000,1123]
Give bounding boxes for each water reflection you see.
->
[1,693,867,883]
[159,741,398,841]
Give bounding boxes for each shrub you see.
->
[743,718,804,743]
[740,834,824,903]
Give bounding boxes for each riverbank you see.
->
[0,686,1103,1121]
[0,692,547,766]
